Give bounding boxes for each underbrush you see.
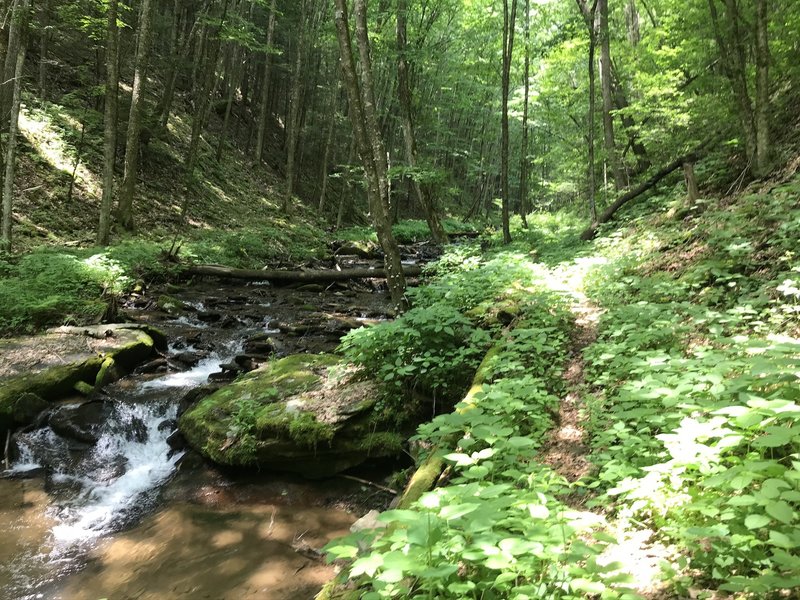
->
[337,218,479,245]
[0,222,329,335]
[328,240,643,599]
[582,177,800,595]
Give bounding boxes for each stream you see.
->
[0,274,403,600]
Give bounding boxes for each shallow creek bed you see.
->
[0,278,405,600]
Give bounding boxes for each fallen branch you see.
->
[188,264,422,283]
[580,141,712,240]
[339,474,398,495]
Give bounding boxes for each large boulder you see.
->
[0,324,160,438]
[178,354,404,478]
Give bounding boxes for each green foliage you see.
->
[327,280,640,598]
[581,180,800,595]
[340,303,492,401]
[0,248,133,333]
[336,219,478,245]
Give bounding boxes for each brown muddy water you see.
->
[1,279,400,599]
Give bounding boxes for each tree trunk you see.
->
[254,0,277,164]
[216,37,242,162]
[518,0,530,228]
[501,0,517,244]
[683,161,699,204]
[598,0,625,189]
[754,0,770,176]
[396,0,447,244]
[116,0,154,232]
[97,0,119,246]
[157,0,187,131]
[333,0,407,308]
[37,0,49,98]
[318,103,336,213]
[284,1,308,213]
[587,2,598,223]
[0,0,27,253]
[580,143,709,239]
[1,0,24,124]
[708,0,756,164]
[184,0,229,213]
[188,264,422,283]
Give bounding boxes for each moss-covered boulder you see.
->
[0,324,159,438]
[179,354,404,478]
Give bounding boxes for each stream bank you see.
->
[0,263,414,599]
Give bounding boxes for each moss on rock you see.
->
[0,325,157,437]
[179,354,405,477]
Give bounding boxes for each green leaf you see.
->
[766,501,795,525]
[744,514,771,529]
[768,530,795,549]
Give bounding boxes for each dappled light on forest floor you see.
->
[19,105,101,199]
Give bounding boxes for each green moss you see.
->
[288,412,335,448]
[156,295,188,314]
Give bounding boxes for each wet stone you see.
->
[49,401,114,445]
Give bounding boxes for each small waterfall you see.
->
[9,343,241,548]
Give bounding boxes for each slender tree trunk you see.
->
[598,0,625,189]
[336,138,355,228]
[254,0,277,163]
[501,0,517,244]
[587,3,598,223]
[396,0,447,244]
[519,0,530,228]
[216,39,242,162]
[333,0,407,308]
[1,0,24,123]
[117,0,154,232]
[284,1,308,213]
[184,0,229,210]
[0,1,27,253]
[708,0,756,164]
[157,0,183,131]
[754,0,770,176]
[37,0,48,98]
[683,161,699,204]
[97,0,119,246]
[318,104,336,213]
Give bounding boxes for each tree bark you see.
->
[284,0,308,213]
[683,161,699,204]
[318,101,336,213]
[0,0,28,253]
[117,0,154,232]
[254,0,277,164]
[333,0,407,308]
[754,0,770,176]
[580,145,707,240]
[518,0,530,228]
[598,0,625,189]
[188,264,422,283]
[501,0,517,244]
[708,0,756,165]
[183,0,229,216]
[587,0,598,223]
[396,0,448,244]
[97,0,119,246]
[37,0,49,98]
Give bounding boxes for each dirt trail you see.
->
[539,294,599,483]
[538,284,677,599]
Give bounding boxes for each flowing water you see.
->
[0,282,396,599]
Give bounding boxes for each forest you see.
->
[0,0,799,598]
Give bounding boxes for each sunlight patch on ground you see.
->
[19,105,101,199]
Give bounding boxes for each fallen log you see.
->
[580,141,712,240]
[187,264,422,283]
